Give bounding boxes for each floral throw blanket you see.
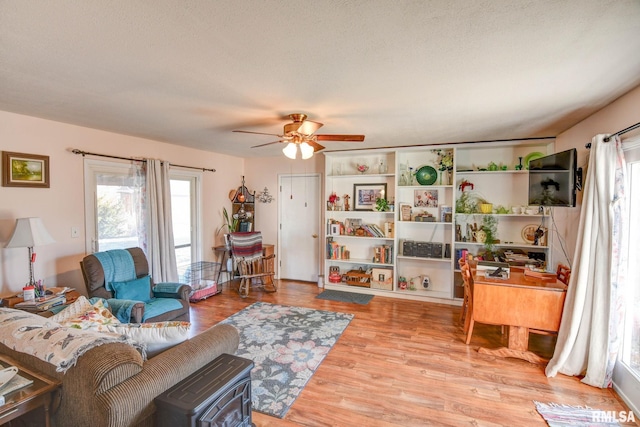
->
[0,308,143,373]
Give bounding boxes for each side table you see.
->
[212,246,233,284]
[1,290,80,317]
[0,355,61,427]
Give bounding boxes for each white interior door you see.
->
[279,174,321,281]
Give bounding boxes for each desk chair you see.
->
[228,232,276,298]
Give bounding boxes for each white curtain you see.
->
[546,135,628,388]
[145,159,179,282]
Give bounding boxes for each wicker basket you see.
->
[345,268,371,287]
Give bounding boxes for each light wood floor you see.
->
[190,280,637,427]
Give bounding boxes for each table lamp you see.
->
[5,217,55,286]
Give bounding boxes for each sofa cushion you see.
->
[111,275,152,302]
[54,299,121,331]
[142,298,184,322]
[104,321,191,358]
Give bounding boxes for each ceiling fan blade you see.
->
[251,140,285,148]
[315,134,365,142]
[306,140,325,152]
[233,130,283,137]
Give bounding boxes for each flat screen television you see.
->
[528,148,577,207]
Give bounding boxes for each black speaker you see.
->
[403,240,415,256]
[444,243,451,259]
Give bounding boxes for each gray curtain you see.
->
[545,135,628,388]
[145,159,178,282]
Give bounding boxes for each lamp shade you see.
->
[282,142,298,159]
[5,217,55,248]
[299,142,314,159]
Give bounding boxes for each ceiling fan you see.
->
[233,113,365,159]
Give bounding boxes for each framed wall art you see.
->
[353,183,387,211]
[2,151,50,188]
[414,189,438,208]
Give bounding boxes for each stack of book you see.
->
[14,293,66,312]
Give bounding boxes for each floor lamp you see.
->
[5,217,55,287]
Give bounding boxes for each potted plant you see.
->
[217,207,238,247]
[480,214,498,256]
[375,197,390,212]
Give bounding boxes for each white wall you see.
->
[0,111,244,295]
[552,84,640,267]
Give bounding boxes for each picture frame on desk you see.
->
[353,183,387,211]
[2,151,50,188]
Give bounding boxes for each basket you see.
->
[345,267,371,288]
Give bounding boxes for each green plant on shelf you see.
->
[480,214,498,254]
[375,197,390,212]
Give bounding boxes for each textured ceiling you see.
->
[1,1,640,157]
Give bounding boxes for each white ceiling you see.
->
[1,1,640,158]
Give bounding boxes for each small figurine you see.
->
[343,194,350,211]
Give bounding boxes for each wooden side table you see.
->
[0,355,61,427]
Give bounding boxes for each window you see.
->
[84,159,201,273]
[170,173,201,279]
[613,137,640,415]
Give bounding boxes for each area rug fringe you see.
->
[534,401,621,426]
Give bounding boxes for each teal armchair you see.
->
[80,247,191,323]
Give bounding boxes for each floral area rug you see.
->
[221,302,353,418]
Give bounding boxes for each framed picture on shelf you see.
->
[414,189,438,208]
[2,151,50,188]
[400,203,412,221]
[353,183,387,211]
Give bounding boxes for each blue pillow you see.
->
[111,275,152,303]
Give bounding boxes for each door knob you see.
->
[312,234,318,238]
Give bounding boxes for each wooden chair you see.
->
[556,264,571,285]
[461,263,476,342]
[458,258,470,324]
[229,231,276,298]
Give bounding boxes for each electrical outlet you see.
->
[71,227,79,238]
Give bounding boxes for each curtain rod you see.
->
[585,121,640,149]
[71,149,216,172]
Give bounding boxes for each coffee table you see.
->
[0,355,61,427]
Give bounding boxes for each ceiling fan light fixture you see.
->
[300,142,314,159]
[283,142,297,159]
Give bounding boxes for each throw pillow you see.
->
[103,321,191,358]
[50,295,93,323]
[111,275,152,303]
[55,299,121,331]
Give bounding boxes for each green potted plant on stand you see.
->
[217,207,238,248]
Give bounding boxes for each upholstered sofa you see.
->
[80,247,191,323]
[0,308,239,427]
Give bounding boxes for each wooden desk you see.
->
[0,355,61,427]
[471,270,567,364]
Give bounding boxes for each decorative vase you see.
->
[440,169,452,185]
